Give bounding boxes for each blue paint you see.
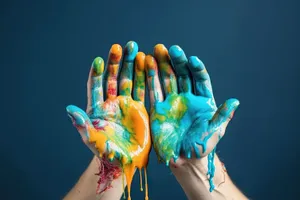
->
[169,45,184,59]
[66,105,91,126]
[207,148,216,192]
[151,92,216,163]
[169,45,189,76]
[91,57,104,114]
[124,41,138,61]
[188,56,205,71]
[149,44,241,194]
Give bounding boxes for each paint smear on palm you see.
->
[88,96,151,200]
[151,92,219,191]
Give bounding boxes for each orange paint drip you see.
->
[87,96,151,200]
[139,168,143,191]
[144,168,149,200]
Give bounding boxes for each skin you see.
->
[145,44,240,192]
[65,42,248,200]
[66,41,151,200]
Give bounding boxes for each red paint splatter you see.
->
[107,87,117,96]
[95,157,122,194]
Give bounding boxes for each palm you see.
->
[88,96,149,165]
[151,93,218,163]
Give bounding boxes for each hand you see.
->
[145,44,240,192]
[66,41,151,200]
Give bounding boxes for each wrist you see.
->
[64,156,126,200]
[93,156,127,199]
[170,154,247,200]
[170,154,225,200]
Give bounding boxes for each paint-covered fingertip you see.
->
[154,44,169,61]
[145,55,158,76]
[66,105,89,126]
[92,57,104,76]
[124,41,139,61]
[169,45,184,58]
[66,105,77,114]
[188,56,205,71]
[135,52,146,71]
[109,44,122,63]
[220,98,240,117]
[226,98,240,110]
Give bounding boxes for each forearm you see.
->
[64,156,125,200]
[170,154,248,200]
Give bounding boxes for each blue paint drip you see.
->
[207,148,216,192]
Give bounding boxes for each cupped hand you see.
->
[145,44,239,191]
[66,41,151,200]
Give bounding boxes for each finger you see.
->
[154,44,178,96]
[188,56,214,99]
[133,52,146,103]
[66,105,93,142]
[210,98,240,137]
[103,44,122,99]
[169,45,192,93]
[66,105,106,156]
[119,41,139,96]
[145,55,164,107]
[87,57,105,115]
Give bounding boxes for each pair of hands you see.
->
[66,41,239,200]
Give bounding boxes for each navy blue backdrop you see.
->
[1,0,299,199]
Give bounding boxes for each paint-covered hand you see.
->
[66,42,151,199]
[146,44,239,172]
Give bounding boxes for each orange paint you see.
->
[107,44,122,98]
[133,52,146,103]
[109,44,122,64]
[87,96,151,200]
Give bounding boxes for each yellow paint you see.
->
[87,96,151,200]
[120,80,133,96]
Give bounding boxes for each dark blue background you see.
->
[1,0,299,199]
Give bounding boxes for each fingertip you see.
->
[66,105,89,126]
[66,105,79,114]
[154,44,169,61]
[188,56,205,71]
[135,52,146,71]
[109,44,122,63]
[169,45,184,59]
[124,41,139,61]
[219,98,240,117]
[92,57,104,76]
[227,98,240,110]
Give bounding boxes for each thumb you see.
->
[210,98,240,136]
[66,105,93,143]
